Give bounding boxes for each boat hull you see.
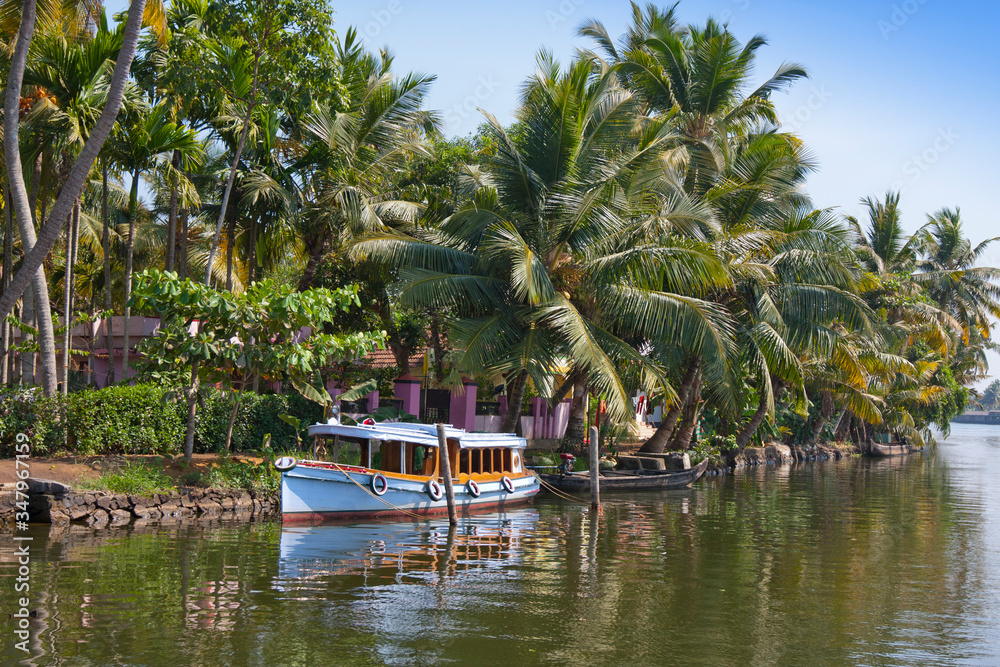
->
[868,443,922,457]
[281,463,540,523]
[540,458,709,493]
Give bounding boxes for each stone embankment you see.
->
[607,442,864,477]
[0,479,279,529]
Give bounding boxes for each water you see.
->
[3,424,999,665]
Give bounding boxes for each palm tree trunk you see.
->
[1,181,11,385]
[501,369,529,433]
[247,214,257,285]
[6,196,57,392]
[833,409,850,441]
[225,208,235,291]
[669,366,702,450]
[166,149,179,271]
[638,356,701,453]
[9,143,58,394]
[564,378,588,442]
[205,51,260,286]
[735,381,776,449]
[61,201,79,395]
[179,207,189,280]
[102,160,114,384]
[31,299,39,383]
[0,0,147,325]
[224,382,246,452]
[809,390,834,443]
[122,169,139,380]
[184,361,200,462]
[297,231,327,291]
[429,309,445,382]
[19,284,34,385]
[87,290,96,387]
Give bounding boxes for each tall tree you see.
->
[0,0,149,385]
[112,102,200,376]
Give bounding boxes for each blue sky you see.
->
[332,0,999,238]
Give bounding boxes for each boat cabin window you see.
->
[371,441,437,476]
[464,447,514,475]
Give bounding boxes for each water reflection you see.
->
[2,432,999,665]
[277,511,535,586]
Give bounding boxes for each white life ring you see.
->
[427,479,444,501]
[500,476,515,493]
[274,456,297,472]
[467,479,481,498]
[371,473,388,496]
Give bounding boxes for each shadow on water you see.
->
[2,430,1000,665]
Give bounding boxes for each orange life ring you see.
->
[427,479,444,501]
[500,476,515,493]
[371,473,388,496]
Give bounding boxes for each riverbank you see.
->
[0,454,280,529]
[528,439,866,476]
[1,479,279,528]
[0,440,877,528]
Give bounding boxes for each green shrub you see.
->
[68,384,185,455]
[0,388,66,456]
[2,382,328,458]
[203,457,279,493]
[196,390,245,454]
[85,461,175,495]
[690,434,734,467]
[194,389,324,453]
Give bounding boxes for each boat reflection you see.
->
[276,508,540,587]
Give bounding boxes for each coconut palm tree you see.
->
[111,101,201,375]
[847,191,923,277]
[0,0,149,392]
[357,52,735,433]
[293,29,436,293]
[598,14,808,197]
[913,208,1000,340]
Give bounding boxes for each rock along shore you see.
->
[0,478,279,530]
[615,441,865,477]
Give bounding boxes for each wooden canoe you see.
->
[539,458,709,493]
[868,442,921,457]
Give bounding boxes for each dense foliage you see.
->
[0,384,321,456]
[2,1,998,455]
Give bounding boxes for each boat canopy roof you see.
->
[306,421,527,449]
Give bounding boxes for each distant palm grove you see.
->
[2,0,999,454]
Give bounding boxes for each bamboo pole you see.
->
[436,423,457,525]
[589,425,600,508]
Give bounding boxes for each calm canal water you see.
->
[3,424,999,665]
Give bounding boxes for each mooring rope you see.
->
[329,461,427,520]
[530,469,589,504]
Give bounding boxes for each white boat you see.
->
[275,420,540,522]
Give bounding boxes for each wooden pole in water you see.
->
[589,425,600,508]
[436,423,457,525]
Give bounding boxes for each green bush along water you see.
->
[0,384,323,457]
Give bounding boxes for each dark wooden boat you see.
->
[539,458,709,493]
[869,442,921,457]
